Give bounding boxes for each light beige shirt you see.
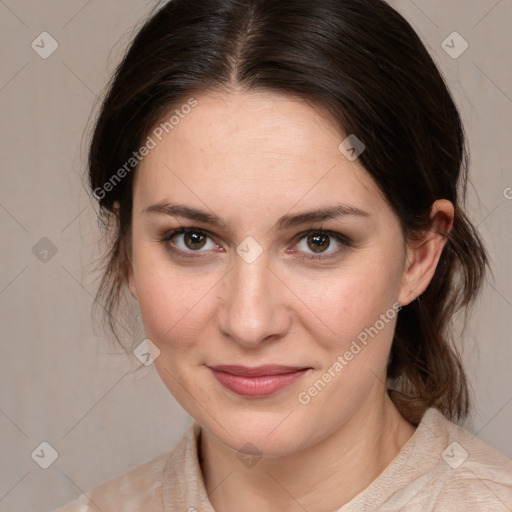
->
[56,407,512,511]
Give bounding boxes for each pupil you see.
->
[309,234,329,252]
[186,232,205,250]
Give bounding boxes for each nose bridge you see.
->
[217,252,288,347]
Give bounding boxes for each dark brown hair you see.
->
[88,0,488,424]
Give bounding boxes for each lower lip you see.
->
[209,368,309,397]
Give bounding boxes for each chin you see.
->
[200,408,319,458]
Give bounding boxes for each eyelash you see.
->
[159,227,351,261]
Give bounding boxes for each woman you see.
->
[57,0,512,510]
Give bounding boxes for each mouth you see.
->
[207,364,311,397]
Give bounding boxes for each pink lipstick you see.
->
[207,365,310,397]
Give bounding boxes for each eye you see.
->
[291,230,350,260]
[161,228,221,257]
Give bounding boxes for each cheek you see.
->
[291,254,402,353]
[292,267,400,419]
[133,254,221,355]
[137,275,201,343]
[134,267,216,404]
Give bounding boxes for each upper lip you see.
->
[207,365,310,377]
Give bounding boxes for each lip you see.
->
[207,365,311,397]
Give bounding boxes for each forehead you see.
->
[133,89,385,219]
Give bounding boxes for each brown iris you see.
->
[307,233,330,253]
[184,231,207,250]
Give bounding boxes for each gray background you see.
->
[0,1,511,511]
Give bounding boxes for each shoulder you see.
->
[435,408,512,478]
[54,450,171,512]
[415,408,512,510]
[358,407,512,512]
[431,473,512,511]
[54,422,200,512]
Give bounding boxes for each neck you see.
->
[200,391,416,512]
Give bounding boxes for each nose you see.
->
[216,254,291,348]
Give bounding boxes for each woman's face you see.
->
[127,89,414,456]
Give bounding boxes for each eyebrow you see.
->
[143,200,369,232]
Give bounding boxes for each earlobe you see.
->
[398,199,454,306]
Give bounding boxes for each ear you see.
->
[398,199,454,306]
[113,200,138,302]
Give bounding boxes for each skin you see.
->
[124,88,454,511]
